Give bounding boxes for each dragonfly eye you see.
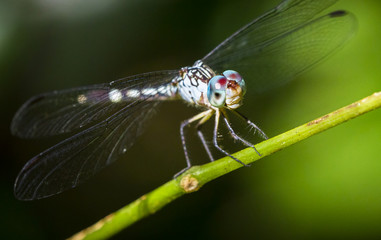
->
[207,75,228,108]
[223,70,246,95]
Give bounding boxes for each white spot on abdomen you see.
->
[142,88,158,96]
[77,94,87,104]
[109,89,123,102]
[126,89,140,98]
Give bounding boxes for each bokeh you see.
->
[1,0,381,239]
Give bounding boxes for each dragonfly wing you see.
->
[13,70,179,200]
[203,0,340,62]
[14,98,160,200]
[11,70,178,138]
[203,0,356,92]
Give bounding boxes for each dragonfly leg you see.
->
[220,110,262,157]
[175,109,214,178]
[231,110,268,140]
[196,113,215,162]
[213,110,249,167]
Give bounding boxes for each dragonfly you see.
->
[11,0,356,200]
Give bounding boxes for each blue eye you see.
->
[207,75,227,108]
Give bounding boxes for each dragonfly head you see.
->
[207,70,246,109]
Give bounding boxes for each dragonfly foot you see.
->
[174,166,191,179]
[233,158,251,167]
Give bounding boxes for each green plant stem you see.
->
[69,92,381,240]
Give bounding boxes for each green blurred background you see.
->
[1,0,381,239]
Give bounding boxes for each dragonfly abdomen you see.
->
[122,84,177,101]
[75,83,177,106]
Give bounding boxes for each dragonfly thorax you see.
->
[175,60,246,110]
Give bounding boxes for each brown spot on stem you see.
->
[68,213,115,240]
[346,102,360,109]
[307,114,330,126]
[180,174,200,193]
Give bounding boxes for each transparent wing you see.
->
[11,70,178,138]
[203,0,356,92]
[14,100,159,200]
[203,0,339,62]
[13,71,178,200]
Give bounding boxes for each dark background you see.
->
[1,0,381,239]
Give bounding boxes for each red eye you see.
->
[223,70,242,82]
[214,76,227,90]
